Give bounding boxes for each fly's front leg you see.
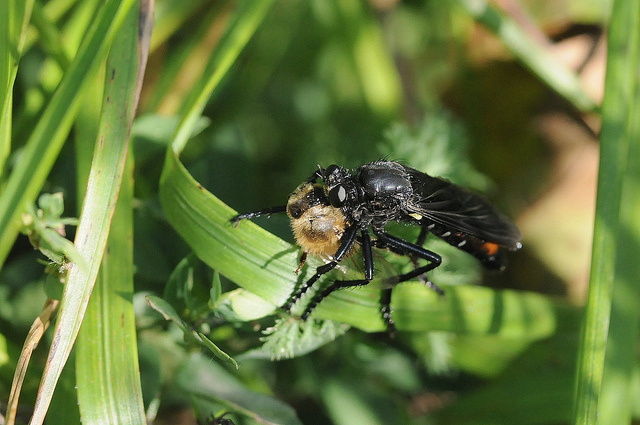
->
[230,205,287,225]
[283,225,358,312]
[301,230,374,320]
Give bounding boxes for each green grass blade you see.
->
[74,3,151,424]
[29,1,147,423]
[572,0,640,423]
[0,0,14,176]
[0,0,136,268]
[0,0,34,175]
[30,1,72,69]
[145,3,227,112]
[458,0,598,113]
[170,0,276,154]
[76,155,146,425]
[11,1,100,146]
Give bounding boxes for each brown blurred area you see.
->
[445,0,606,303]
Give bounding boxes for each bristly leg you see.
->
[230,205,287,225]
[300,230,374,319]
[375,231,444,294]
[407,226,446,293]
[300,230,445,333]
[282,225,359,312]
[294,252,308,275]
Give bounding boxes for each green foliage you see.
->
[0,1,634,425]
[573,1,640,424]
[20,192,81,267]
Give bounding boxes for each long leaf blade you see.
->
[572,0,640,423]
[0,0,34,175]
[75,3,152,423]
[29,0,145,423]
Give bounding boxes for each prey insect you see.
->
[232,160,521,334]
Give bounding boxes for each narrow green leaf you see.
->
[146,295,238,369]
[0,0,34,175]
[76,155,146,425]
[146,294,190,331]
[597,3,640,415]
[572,0,640,423]
[197,332,239,369]
[76,5,153,423]
[29,1,146,423]
[170,0,276,154]
[0,0,136,268]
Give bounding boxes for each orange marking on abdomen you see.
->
[481,242,500,256]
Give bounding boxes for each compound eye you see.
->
[328,185,347,207]
[287,204,303,219]
[325,164,340,176]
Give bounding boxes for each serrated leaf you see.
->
[237,318,349,361]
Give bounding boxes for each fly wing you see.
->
[404,166,522,250]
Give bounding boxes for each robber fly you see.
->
[232,160,521,334]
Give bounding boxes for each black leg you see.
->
[298,229,444,335]
[375,231,444,295]
[416,226,428,246]
[283,225,359,311]
[230,205,287,224]
[301,276,372,320]
[380,287,396,337]
[372,231,443,333]
[411,226,439,288]
[300,229,374,319]
[361,230,374,281]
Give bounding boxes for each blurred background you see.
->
[138,0,604,301]
[1,0,611,424]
